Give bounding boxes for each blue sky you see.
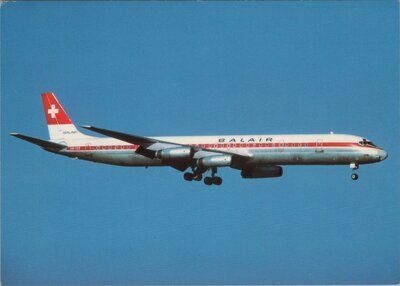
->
[1,1,399,285]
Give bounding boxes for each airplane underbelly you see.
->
[251,149,361,165]
[64,148,366,168]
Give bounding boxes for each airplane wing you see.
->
[81,125,180,148]
[80,125,252,169]
[10,133,67,150]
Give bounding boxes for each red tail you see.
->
[41,92,90,140]
[41,92,73,125]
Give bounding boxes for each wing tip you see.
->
[80,125,92,129]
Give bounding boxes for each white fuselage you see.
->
[12,92,388,184]
[57,133,387,168]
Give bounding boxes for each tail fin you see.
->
[41,92,90,140]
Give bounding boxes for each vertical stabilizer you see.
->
[41,92,89,140]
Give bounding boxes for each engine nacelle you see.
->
[241,166,283,179]
[197,155,232,168]
[155,147,194,161]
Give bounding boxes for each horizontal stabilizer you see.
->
[10,133,67,150]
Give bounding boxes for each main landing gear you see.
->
[183,172,202,181]
[203,168,223,186]
[183,167,223,186]
[350,162,359,181]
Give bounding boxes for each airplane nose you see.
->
[379,150,388,161]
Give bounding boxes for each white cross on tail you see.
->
[48,104,59,118]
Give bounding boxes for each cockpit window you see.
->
[359,139,377,147]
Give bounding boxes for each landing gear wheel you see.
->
[183,172,194,181]
[351,173,359,181]
[204,177,213,185]
[213,177,223,185]
[193,174,203,181]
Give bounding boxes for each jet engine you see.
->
[155,147,194,161]
[197,155,232,168]
[241,166,283,179]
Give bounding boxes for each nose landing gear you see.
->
[350,163,359,180]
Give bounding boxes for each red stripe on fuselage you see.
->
[65,142,379,151]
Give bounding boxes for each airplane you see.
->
[10,92,388,185]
